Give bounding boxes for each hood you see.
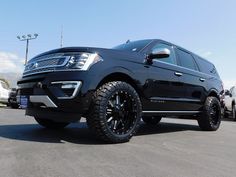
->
[30,47,145,63]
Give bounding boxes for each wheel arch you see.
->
[208,89,220,100]
[96,72,143,98]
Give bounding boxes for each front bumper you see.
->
[17,71,95,121]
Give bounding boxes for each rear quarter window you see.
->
[195,56,219,77]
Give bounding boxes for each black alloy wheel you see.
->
[106,91,138,135]
[209,102,221,126]
[87,81,142,143]
[198,96,221,131]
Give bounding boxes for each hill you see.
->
[0,72,22,88]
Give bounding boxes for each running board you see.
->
[142,111,200,114]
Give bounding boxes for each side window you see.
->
[176,48,197,71]
[195,56,220,77]
[151,43,176,65]
[232,88,236,97]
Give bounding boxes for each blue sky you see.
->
[0,0,236,88]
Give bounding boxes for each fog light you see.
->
[51,81,82,99]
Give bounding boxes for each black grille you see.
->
[23,54,70,76]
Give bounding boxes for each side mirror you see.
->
[149,48,170,60]
[225,90,232,97]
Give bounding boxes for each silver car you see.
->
[224,87,236,120]
[0,80,10,104]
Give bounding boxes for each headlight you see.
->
[66,53,103,70]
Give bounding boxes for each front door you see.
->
[143,42,186,111]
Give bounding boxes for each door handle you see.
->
[174,72,183,77]
[199,78,205,82]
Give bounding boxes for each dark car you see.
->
[17,39,223,143]
[8,88,19,108]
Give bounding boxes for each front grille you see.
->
[23,53,70,77]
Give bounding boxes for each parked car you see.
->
[224,87,236,120]
[0,80,10,104]
[8,88,19,108]
[17,39,223,143]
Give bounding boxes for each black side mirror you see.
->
[225,90,232,97]
[149,48,170,60]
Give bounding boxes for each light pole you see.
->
[17,34,38,65]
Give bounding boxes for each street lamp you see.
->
[17,33,38,65]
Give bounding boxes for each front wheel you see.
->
[198,96,221,131]
[142,116,162,125]
[34,117,69,129]
[87,81,142,143]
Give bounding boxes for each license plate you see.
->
[20,96,28,109]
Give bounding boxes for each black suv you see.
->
[17,39,223,143]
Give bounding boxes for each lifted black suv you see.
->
[17,39,223,143]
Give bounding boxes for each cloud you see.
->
[202,51,212,57]
[0,51,24,73]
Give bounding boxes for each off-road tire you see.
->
[232,104,236,121]
[198,96,221,131]
[34,117,69,129]
[86,81,142,143]
[142,116,162,125]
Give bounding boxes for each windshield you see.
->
[113,39,153,52]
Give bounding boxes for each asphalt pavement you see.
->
[0,108,236,177]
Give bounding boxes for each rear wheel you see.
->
[223,108,229,118]
[87,81,142,143]
[232,104,236,121]
[142,116,162,125]
[34,117,69,129]
[198,96,221,131]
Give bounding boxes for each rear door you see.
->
[175,48,207,110]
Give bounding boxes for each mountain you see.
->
[0,72,22,88]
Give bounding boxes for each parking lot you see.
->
[0,107,235,177]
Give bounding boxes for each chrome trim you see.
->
[23,55,71,76]
[51,81,82,99]
[142,111,200,113]
[174,72,183,77]
[199,78,206,82]
[25,56,70,72]
[30,96,57,108]
[150,97,201,103]
[23,69,54,77]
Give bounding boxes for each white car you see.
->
[0,80,10,104]
[224,87,236,120]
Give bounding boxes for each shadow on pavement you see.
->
[0,121,200,145]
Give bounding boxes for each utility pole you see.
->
[17,34,38,65]
[60,25,63,48]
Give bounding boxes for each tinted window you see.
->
[195,56,219,77]
[151,43,176,65]
[176,49,197,70]
[232,87,236,97]
[113,40,152,52]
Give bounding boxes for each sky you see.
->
[0,0,236,88]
